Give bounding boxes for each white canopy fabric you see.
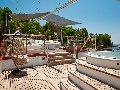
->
[10,13,81,26]
[10,12,50,21]
[43,14,81,26]
[117,0,120,2]
[10,0,80,25]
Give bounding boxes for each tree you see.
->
[42,22,49,33]
[66,26,75,36]
[16,19,41,34]
[45,28,52,40]
[79,28,88,40]
[0,7,113,49]
[86,33,95,48]
[91,33,113,49]
[99,33,113,47]
[0,7,12,33]
[89,33,95,38]
[8,21,17,34]
[75,28,88,42]
[75,28,82,40]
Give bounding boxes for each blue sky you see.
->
[0,0,120,44]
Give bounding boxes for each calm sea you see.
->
[113,44,120,52]
[93,44,120,59]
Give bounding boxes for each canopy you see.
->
[10,0,81,25]
[43,14,81,26]
[10,12,50,21]
[10,13,81,26]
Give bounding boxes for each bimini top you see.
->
[10,13,81,26]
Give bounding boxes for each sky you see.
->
[0,0,120,44]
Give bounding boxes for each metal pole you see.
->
[67,36,68,46]
[26,35,27,53]
[9,26,10,34]
[68,36,69,46]
[4,13,8,47]
[6,13,7,28]
[74,43,76,58]
[44,37,45,53]
[61,27,63,45]
[76,36,77,43]
[84,33,85,43]
[95,34,96,50]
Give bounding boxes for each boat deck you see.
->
[1,64,71,90]
[77,60,120,77]
[1,60,119,90]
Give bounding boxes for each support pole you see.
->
[95,34,96,50]
[44,36,45,53]
[74,43,76,58]
[67,36,68,46]
[4,13,7,48]
[61,26,63,45]
[26,35,27,53]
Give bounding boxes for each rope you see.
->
[79,37,90,52]
[39,0,78,20]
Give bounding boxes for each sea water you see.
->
[93,47,120,59]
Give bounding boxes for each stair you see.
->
[61,79,81,90]
[48,51,75,66]
[76,60,120,89]
[68,65,117,90]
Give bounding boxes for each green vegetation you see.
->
[0,7,113,49]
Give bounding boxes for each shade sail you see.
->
[10,12,50,21]
[117,0,120,2]
[10,13,81,25]
[10,0,80,25]
[43,14,81,26]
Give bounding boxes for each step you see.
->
[48,57,55,61]
[48,59,76,66]
[48,52,56,57]
[55,52,71,56]
[48,52,71,57]
[64,59,76,64]
[54,60,65,65]
[63,55,73,59]
[77,60,120,78]
[68,68,117,90]
[48,61,56,66]
[76,60,120,89]
[48,56,64,61]
[61,79,81,90]
[48,60,64,66]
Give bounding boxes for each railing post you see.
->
[74,43,76,58]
